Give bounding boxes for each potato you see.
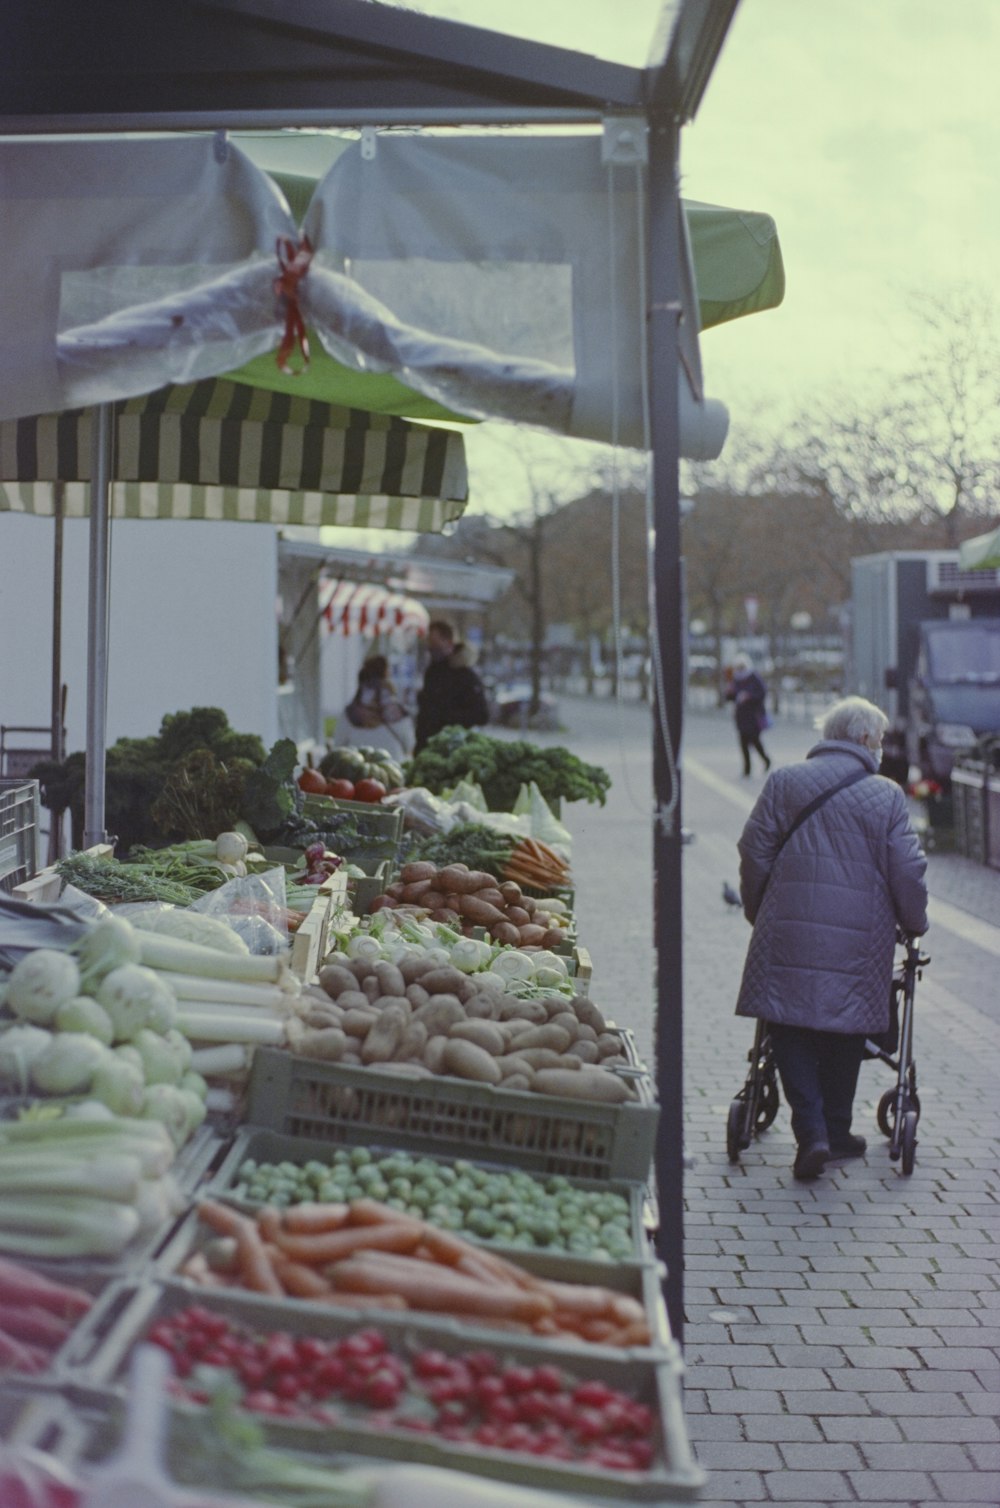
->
[420,966,467,997]
[361,1003,408,1064]
[349,957,376,982]
[459,894,506,927]
[374,961,406,999]
[533,1067,630,1102]
[543,995,571,1019]
[498,998,548,1024]
[423,1035,449,1073]
[361,975,382,1004]
[517,924,548,947]
[491,921,521,947]
[400,861,438,884]
[574,1039,600,1064]
[398,954,436,983]
[304,1003,345,1030]
[371,994,411,1015]
[597,1032,625,1060]
[497,1052,535,1081]
[506,906,531,928]
[511,1023,572,1053]
[462,994,497,1020]
[298,1026,348,1062]
[449,1019,505,1055]
[405,983,430,1009]
[503,1073,534,1093]
[394,1020,429,1062]
[501,1018,536,1042]
[318,963,358,1001]
[343,1007,379,1038]
[443,1038,503,1085]
[510,1047,569,1070]
[574,1023,598,1044]
[571,996,608,1033]
[548,1011,581,1040]
[337,989,371,1013]
[411,994,466,1033]
[377,1061,434,1080]
[340,1049,362,1066]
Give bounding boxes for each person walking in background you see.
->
[734,695,928,1180]
[726,653,771,777]
[414,619,490,754]
[341,655,414,756]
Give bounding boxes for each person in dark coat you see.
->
[725,654,771,777]
[735,696,928,1180]
[413,619,490,754]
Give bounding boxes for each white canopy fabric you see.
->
[319,578,429,638]
[0,131,727,457]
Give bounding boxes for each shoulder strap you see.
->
[776,767,871,859]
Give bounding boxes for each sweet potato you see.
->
[386,881,406,899]
[400,879,436,904]
[459,894,506,927]
[419,966,467,997]
[430,908,461,926]
[400,861,438,884]
[449,1019,505,1055]
[419,890,447,911]
[517,924,548,947]
[474,887,506,909]
[499,881,523,904]
[542,929,566,949]
[506,906,531,928]
[437,865,480,894]
[491,921,521,947]
[443,1039,503,1084]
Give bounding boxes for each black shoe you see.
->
[793,1140,830,1180]
[828,1134,867,1159]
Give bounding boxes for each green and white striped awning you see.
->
[0,378,468,532]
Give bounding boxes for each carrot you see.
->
[235,1222,284,1297]
[0,1258,92,1319]
[273,1221,422,1267]
[197,1200,251,1238]
[609,1294,647,1326]
[456,1252,507,1287]
[615,1320,653,1346]
[418,1226,475,1267]
[329,1257,554,1322]
[256,1205,283,1244]
[282,1201,350,1235]
[346,1198,424,1230]
[576,1317,619,1343]
[535,1280,617,1318]
[318,1292,409,1311]
[270,1253,333,1300]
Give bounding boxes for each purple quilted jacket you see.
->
[735,740,929,1035]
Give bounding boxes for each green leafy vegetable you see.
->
[405,728,611,810]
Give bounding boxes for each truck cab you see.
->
[908,618,1000,781]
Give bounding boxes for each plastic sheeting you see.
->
[0,131,729,456]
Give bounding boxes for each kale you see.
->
[404,728,611,811]
[239,739,301,843]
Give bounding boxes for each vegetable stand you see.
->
[0,761,702,1503]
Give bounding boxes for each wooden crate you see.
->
[11,843,114,905]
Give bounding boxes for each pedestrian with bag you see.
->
[725,654,771,777]
[413,619,490,754]
[341,655,414,756]
[734,696,928,1180]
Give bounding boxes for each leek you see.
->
[0,1115,175,1177]
[156,971,296,1008]
[137,930,288,984]
[0,1150,143,1203]
[176,1009,286,1045]
[0,1197,140,1258]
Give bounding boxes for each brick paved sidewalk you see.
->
[680,709,1000,1508]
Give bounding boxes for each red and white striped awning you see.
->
[319,578,429,638]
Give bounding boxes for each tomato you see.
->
[324,777,355,799]
[353,777,387,803]
[298,767,328,794]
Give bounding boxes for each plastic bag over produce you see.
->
[189,869,291,955]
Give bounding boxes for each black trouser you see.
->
[768,1023,867,1149]
[739,729,769,775]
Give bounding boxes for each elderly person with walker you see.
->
[734,696,929,1180]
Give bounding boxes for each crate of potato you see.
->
[371,861,571,949]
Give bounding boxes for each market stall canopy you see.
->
[0,378,468,532]
[319,579,429,637]
[0,127,781,459]
[958,524,1000,572]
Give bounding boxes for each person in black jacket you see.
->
[414,620,490,753]
[725,654,772,778]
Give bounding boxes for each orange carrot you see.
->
[282,1202,350,1235]
[317,1291,409,1311]
[614,1320,653,1346]
[535,1280,617,1318]
[273,1221,423,1267]
[329,1257,554,1322]
[346,1199,424,1230]
[198,1200,252,1238]
[456,1252,507,1286]
[235,1222,284,1297]
[256,1205,283,1244]
[576,1317,618,1343]
[270,1253,333,1300]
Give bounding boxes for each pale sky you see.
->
[342,0,1000,526]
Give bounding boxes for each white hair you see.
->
[815,696,889,745]
[732,654,752,673]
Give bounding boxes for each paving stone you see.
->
[689,1471,767,1501]
[964,1391,1000,1415]
[966,1442,1000,1469]
[861,1391,973,1415]
[703,1390,785,1414]
[897,1415,999,1442]
[687,1344,774,1366]
[764,1468,858,1500]
[732,1365,833,1391]
[781,1390,865,1415]
[820,1415,904,1442]
[777,1441,864,1468]
[904,1369,989,1390]
[861,1442,973,1469]
[930,1473,1000,1502]
[827,1369,911,1390]
[683,1413,743,1441]
[742,1414,824,1442]
[838,1346,920,1368]
[845,1471,934,1499]
[694,1441,783,1469]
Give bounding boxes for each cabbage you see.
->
[7,949,81,1025]
[54,995,114,1045]
[31,1033,109,1095]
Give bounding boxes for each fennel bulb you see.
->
[7,949,81,1025]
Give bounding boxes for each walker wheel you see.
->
[726,1100,747,1164]
[900,1109,918,1176]
[877,1088,921,1138]
[755,1076,780,1133]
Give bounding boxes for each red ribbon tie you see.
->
[274,235,314,375]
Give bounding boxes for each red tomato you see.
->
[353,777,387,803]
[325,777,356,799]
[298,767,328,794]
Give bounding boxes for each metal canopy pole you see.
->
[83,403,113,849]
[647,113,686,1347]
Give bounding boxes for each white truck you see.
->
[848,550,1000,784]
